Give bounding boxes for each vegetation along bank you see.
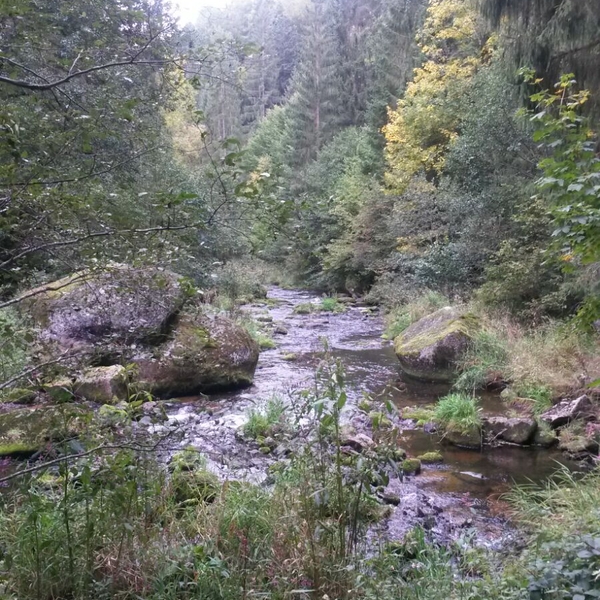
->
[0,0,599,598]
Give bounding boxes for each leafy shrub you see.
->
[320,297,345,313]
[434,393,481,434]
[211,259,280,304]
[512,382,553,414]
[0,308,31,386]
[293,302,315,315]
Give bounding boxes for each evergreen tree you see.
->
[283,0,343,166]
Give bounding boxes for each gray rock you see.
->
[444,426,481,449]
[394,307,479,382]
[23,265,186,356]
[483,416,537,445]
[540,395,593,428]
[340,432,376,452]
[133,313,259,398]
[74,365,127,404]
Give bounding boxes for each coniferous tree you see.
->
[283,0,343,166]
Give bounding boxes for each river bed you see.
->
[163,287,577,547]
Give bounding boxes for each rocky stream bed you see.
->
[155,287,579,549]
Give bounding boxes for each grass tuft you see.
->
[433,393,481,434]
[243,396,289,440]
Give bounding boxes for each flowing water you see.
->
[164,287,578,547]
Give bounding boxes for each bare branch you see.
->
[0,59,174,91]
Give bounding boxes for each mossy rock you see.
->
[43,378,75,403]
[293,303,314,315]
[417,451,443,463]
[444,425,481,449]
[0,387,37,405]
[74,365,128,404]
[134,312,259,398]
[402,458,422,475]
[0,405,92,458]
[394,307,479,382]
[483,416,537,445]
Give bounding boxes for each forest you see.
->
[0,0,599,598]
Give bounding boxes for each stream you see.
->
[162,287,578,548]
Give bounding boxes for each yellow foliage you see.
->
[163,78,205,167]
[383,0,490,192]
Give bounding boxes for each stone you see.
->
[378,491,401,505]
[43,378,75,403]
[74,365,128,403]
[394,307,479,382]
[0,405,91,458]
[22,265,187,359]
[402,458,422,475]
[340,431,376,452]
[483,416,537,445]
[417,451,443,463]
[133,313,259,398]
[273,324,288,335]
[0,388,37,405]
[444,426,481,449]
[540,395,593,428]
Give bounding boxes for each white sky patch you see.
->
[171,0,231,25]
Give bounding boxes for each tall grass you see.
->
[454,330,509,392]
[434,393,481,434]
[384,291,449,339]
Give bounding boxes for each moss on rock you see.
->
[0,405,92,458]
[402,458,422,475]
[417,451,443,463]
[134,312,259,398]
[444,425,482,449]
[394,307,479,382]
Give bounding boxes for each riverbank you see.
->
[1,285,599,598]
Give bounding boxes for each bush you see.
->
[0,308,31,386]
[211,259,282,304]
[320,297,345,313]
[434,393,481,434]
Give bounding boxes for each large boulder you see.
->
[540,395,593,429]
[133,313,259,398]
[394,307,479,382]
[23,265,187,358]
[483,416,537,445]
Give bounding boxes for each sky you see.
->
[172,0,230,25]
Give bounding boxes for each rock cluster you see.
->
[21,265,259,402]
